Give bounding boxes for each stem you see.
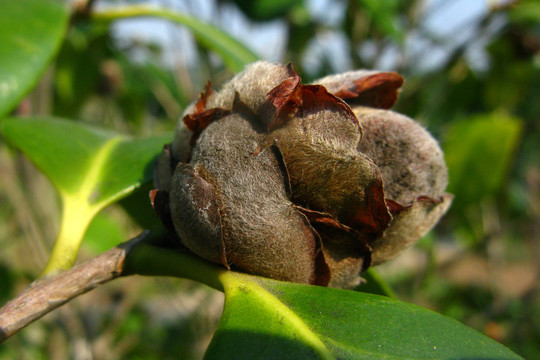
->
[0,231,225,343]
[92,5,194,24]
[123,242,225,293]
[0,231,144,343]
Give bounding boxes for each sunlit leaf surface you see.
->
[1,117,172,273]
[206,273,523,359]
[0,0,69,117]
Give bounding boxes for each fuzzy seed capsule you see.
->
[153,61,451,288]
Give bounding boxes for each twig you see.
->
[0,230,225,343]
[0,231,149,343]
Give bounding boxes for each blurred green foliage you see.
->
[219,0,301,21]
[444,113,522,227]
[0,0,539,359]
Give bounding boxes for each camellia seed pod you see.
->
[152,61,452,288]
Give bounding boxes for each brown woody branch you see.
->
[0,230,225,344]
[0,231,149,343]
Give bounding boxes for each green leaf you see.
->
[509,0,540,25]
[92,6,259,73]
[82,212,126,255]
[122,239,521,359]
[119,183,162,229]
[206,273,522,359]
[358,0,403,42]
[443,113,522,215]
[0,0,69,117]
[53,25,114,118]
[0,117,172,273]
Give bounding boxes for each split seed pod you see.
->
[153,61,452,288]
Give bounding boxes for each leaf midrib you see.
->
[223,275,430,360]
[63,136,124,207]
[222,273,335,360]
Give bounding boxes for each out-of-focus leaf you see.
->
[356,268,396,298]
[92,6,259,73]
[53,25,113,118]
[114,55,191,122]
[443,113,522,215]
[509,0,540,25]
[82,212,125,254]
[220,0,301,21]
[0,117,172,273]
[0,263,15,303]
[119,183,162,230]
[205,273,522,359]
[358,0,403,42]
[0,0,69,118]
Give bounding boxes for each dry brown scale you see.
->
[152,61,452,289]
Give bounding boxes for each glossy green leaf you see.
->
[0,0,69,117]
[92,6,259,73]
[0,117,172,273]
[206,273,522,359]
[443,113,522,214]
[122,237,522,359]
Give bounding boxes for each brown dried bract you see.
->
[334,72,404,109]
[264,71,391,241]
[267,64,360,132]
[183,108,231,147]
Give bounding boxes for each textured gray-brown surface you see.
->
[154,61,452,288]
